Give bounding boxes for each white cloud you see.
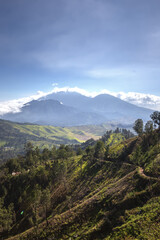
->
[0,86,160,116]
[0,91,50,116]
[49,86,98,97]
[115,92,160,110]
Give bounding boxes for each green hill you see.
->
[0,128,160,239]
[0,120,111,163]
[0,119,131,163]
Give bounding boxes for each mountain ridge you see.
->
[1,92,153,126]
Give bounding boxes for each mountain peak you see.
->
[1,92,153,126]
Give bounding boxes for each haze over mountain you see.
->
[1,92,153,126]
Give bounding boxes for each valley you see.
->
[0,118,133,163]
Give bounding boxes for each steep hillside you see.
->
[0,129,160,239]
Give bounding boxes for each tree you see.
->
[101,130,112,142]
[132,145,143,165]
[25,142,34,166]
[50,145,57,159]
[25,142,34,156]
[6,158,20,173]
[41,188,51,226]
[86,146,94,157]
[76,147,83,155]
[122,128,135,139]
[35,166,48,186]
[114,127,120,133]
[133,119,143,136]
[31,185,41,231]
[85,146,94,163]
[145,121,153,133]
[0,199,15,232]
[57,145,67,160]
[42,148,50,161]
[150,111,160,129]
[94,141,105,159]
[104,145,109,160]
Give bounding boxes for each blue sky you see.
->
[0,0,160,101]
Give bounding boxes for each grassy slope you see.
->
[6,131,160,240]
[0,120,109,148]
[0,119,127,147]
[0,120,110,164]
[69,124,112,141]
[0,119,132,157]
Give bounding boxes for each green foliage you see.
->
[0,128,160,240]
[0,119,97,163]
[94,140,105,159]
[130,145,143,165]
[150,111,160,129]
[145,120,153,133]
[0,198,15,233]
[106,133,125,146]
[106,197,160,240]
[41,188,51,226]
[133,119,144,135]
[101,128,134,143]
[76,147,83,155]
[104,145,109,159]
[6,158,21,173]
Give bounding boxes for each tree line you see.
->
[133,111,160,136]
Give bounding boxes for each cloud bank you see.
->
[115,92,160,110]
[0,87,160,116]
[0,91,49,116]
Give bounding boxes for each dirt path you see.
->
[138,167,160,182]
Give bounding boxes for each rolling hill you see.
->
[0,119,114,162]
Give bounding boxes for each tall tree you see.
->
[145,120,153,133]
[31,185,41,230]
[94,141,105,159]
[104,145,109,160]
[25,142,34,156]
[85,146,94,163]
[41,188,51,226]
[150,111,160,129]
[133,119,143,136]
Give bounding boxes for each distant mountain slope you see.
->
[42,91,90,111]
[0,119,110,162]
[1,92,153,126]
[2,99,105,126]
[43,91,152,117]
